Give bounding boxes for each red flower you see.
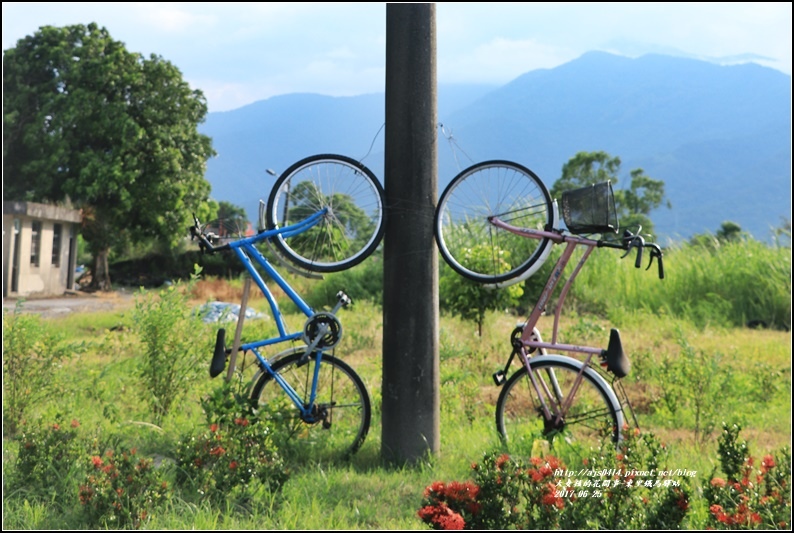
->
[495,453,510,470]
[229,461,239,470]
[531,456,543,466]
[210,423,219,433]
[418,503,466,530]
[676,496,688,511]
[546,456,563,470]
[529,469,544,482]
[70,419,80,428]
[51,423,60,431]
[234,417,250,427]
[91,456,103,468]
[210,446,226,456]
[424,481,446,498]
[710,477,726,488]
[761,454,775,473]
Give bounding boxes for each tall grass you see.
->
[569,239,791,330]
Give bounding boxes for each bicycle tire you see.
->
[495,356,623,453]
[435,160,554,284]
[266,154,385,272]
[250,351,371,460]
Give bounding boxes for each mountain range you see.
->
[200,51,792,243]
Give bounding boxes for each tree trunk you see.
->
[90,248,112,291]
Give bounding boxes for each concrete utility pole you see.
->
[381,3,440,464]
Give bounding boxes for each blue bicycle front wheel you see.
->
[250,351,371,460]
[266,154,385,272]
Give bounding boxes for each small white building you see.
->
[2,201,82,297]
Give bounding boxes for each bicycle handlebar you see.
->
[602,228,664,279]
[189,214,231,254]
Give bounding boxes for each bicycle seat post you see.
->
[226,276,252,382]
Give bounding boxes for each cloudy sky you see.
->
[3,2,791,112]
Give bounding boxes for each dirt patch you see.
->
[2,290,135,318]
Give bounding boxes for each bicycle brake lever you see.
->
[646,245,665,279]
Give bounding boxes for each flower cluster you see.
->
[417,452,570,530]
[175,382,289,501]
[78,447,170,529]
[418,481,480,530]
[417,428,692,530]
[703,423,790,530]
[9,418,83,499]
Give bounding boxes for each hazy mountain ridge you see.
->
[201,51,791,242]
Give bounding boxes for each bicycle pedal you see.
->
[210,328,227,378]
[492,370,506,386]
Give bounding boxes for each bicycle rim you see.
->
[435,160,554,284]
[266,154,385,272]
[496,359,621,455]
[251,352,371,460]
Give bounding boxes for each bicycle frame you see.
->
[202,207,340,421]
[489,216,626,426]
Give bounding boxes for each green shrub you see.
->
[174,381,288,503]
[440,245,523,336]
[702,423,791,529]
[79,447,171,529]
[2,304,82,435]
[305,254,384,307]
[131,270,209,425]
[7,417,85,501]
[646,330,734,445]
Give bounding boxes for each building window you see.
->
[52,223,63,267]
[31,221,42,267]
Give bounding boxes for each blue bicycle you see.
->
[190,154,385,458]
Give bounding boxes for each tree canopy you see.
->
[551,151,670,238]
[3,23,216,289]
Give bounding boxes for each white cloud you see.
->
[441,37,576,84]
[3,2,790,111]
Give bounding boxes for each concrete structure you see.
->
[3,201,82,297]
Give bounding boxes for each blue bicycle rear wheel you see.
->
[251,351,371,460]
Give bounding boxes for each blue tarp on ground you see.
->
[195,301,268,323]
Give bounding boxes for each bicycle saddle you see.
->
[603,328,630,378]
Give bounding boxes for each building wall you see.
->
[2,202,81,298]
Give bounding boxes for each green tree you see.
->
[440,244,524,336]
[551,151,670,238]
[690,221,750,248]
[715,221,745,242]
[215,200,249,236]
[3,23,216,290]
[283,182,376,261]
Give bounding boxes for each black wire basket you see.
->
[561,181,618,235]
